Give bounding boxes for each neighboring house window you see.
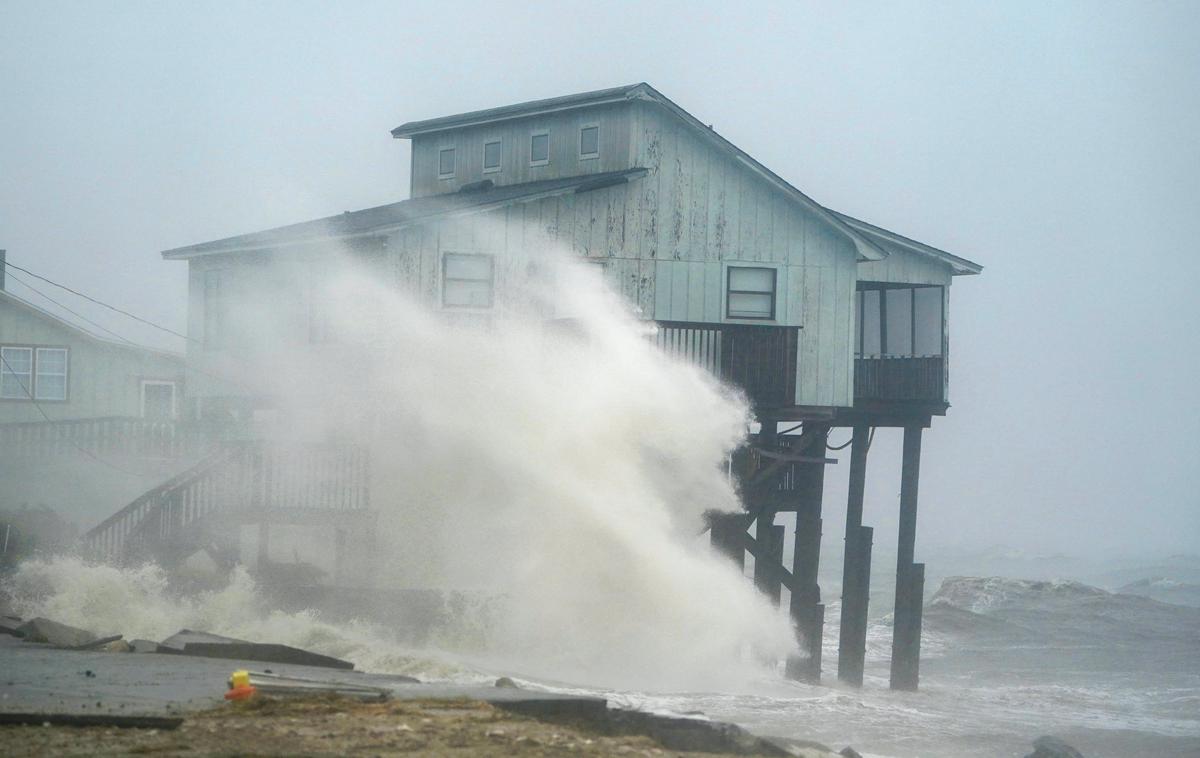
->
[855,284,943,358]
[141,380,177,420]
[530,132,550,166]
[579,125,599,159]
[34,348,68,401]
[726,267,776,320]
[442,253,494,308]
[483,140,502,173]
[203,269,226,348]
[438,147,456,178]
[0,346,33,399]
[0,345,68,401]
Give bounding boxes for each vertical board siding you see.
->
[856,247,953,286]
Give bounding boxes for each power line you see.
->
[6,272,142,348]
[2,259,194,344]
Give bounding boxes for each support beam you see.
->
[753,516,786,605]
[708,512,751,569]
[890,424,924,691]
[787,423,829,684]
[838,425,872,686]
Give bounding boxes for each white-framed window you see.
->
[438,147,456,179]
[579,124,599,160]
[0,346,33,399]
[482,139,502,173]
[529,131,550,166]
[141,380,178,420]
[34,348,68,401]
[0,345,69,401]
[726,266,777,320]
[442,253,494,309]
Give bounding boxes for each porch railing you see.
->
[854,356,946,403]
[0,417,207,459]
[654,321,800,410]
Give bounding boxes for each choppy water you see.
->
[5,558,1199,757]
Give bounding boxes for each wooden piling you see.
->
[709,512,751,570]
[787,423,829,684]
[890,424,924,691]
[838,425,872,686]
[754,517,786,605]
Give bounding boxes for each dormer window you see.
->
[530,132,549,166]
[438,147,456,179]
[579,125,599,159]
[483,140,501,173]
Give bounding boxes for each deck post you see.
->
[890,424,924,691]
[786,423,829,684]
[838,425,872,686]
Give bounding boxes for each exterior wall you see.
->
[628,101,859,408]
[409,103,633,197]
[856,246,953,286]
[0,297,185,424]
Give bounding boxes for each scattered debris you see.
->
[839,747,864,758]
[494,676,519,688]
[16,618,98,648]
[99,639,131,653]
[159,628,353,670]
[0,615,22,637]
[72,634,124,651]
[128,639,160,654]
[226,669,389,701]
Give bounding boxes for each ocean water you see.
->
[5,558,1199,758]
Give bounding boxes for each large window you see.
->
[726,266,776,320]
[442,253,494,309]
[203,269,226,348]
[856,284,943,357]
[0,345,68,401]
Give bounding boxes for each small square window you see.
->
[579,125,599,158]
[483,140,501,173]
[438,147,456,178]
[443,253,494,309]
[726,266,776,320]
[530,132,549,166]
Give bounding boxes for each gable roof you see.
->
[0,288,183,358]
[162,169,648,259]
[392,83,888,263]
[829,211,983,276]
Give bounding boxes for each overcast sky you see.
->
[2,1,1197,559]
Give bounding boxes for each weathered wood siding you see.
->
[0,298,184,423]
[410,103,633,198]
[627,101,859,408]
[856,246,952,286]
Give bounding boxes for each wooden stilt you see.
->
[838,425,872,686]
[754,515,785,605]
[890,424,924,691]
[787,423,828,684]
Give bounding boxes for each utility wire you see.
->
[2,260,194,344]
[6,272,142,348]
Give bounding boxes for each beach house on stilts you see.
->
[86,84,982,690]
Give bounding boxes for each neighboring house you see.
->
[0,279,185,424]
[0,263,195,533]
[130,83,981,688]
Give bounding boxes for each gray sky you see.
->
[2,1,1197,558]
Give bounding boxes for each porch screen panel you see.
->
[913,286,944,356]
[885,288,913,356]
[859,290,881,356]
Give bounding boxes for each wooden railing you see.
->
[654,321,800,410]
[0,417,207,459]
[82,441,370,562]
[854,356,945,403]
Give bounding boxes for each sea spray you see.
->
[11,235,799,691]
